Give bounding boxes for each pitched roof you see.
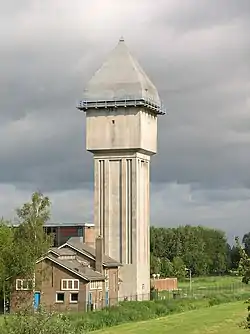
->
[37,255,105,282]
[82,38,161,107]
[49,247,76,256]
[59,237,121,267]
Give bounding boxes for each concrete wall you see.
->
[86,107,157,155]
[92,151,151,300]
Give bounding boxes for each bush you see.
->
[70,292,249,332]
[1,292,248,333]
[0,308,77,334]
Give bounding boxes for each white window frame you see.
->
[61,279,79,291]
[104,269,109,290]
[56,292,65,303]
[16,279,34,291]
[69,292,79,303]
[90,281,102,290]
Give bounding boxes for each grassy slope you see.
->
[94,301,247,334]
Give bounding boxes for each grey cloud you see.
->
[153,0,250,33]
[0,0,250,237]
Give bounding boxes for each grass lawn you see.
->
[94,301,248,334]
[179,275,243,289]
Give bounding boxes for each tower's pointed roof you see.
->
[82,38,162,107]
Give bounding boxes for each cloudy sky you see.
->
[1,0,249,241]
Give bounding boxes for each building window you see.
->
[70,293,79,303]
[104,269,109,290]
[61,279,79,291]
[90,281,102,290]
[16,279,34,291]
[56,292,65,303]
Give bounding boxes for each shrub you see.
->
[1,292,248,333]
[0,307,77,334]
[69,292,249,332]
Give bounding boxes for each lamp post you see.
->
[185,268,192,294]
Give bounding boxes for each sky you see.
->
[1,0,250,241]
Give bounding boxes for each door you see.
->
[34,292,41,311]
[88,292,92,305]
[105,291,109,306]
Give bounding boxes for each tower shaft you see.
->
[93,151,150,299]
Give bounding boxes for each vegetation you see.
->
[0,192,53,302]
[1,308,76,334]
[93,301,247,334]
[0,292,248,333]
[150,225,242,278]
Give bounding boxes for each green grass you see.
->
[159,276,249,300]
[93,301,247,334]
[179,275,243,289]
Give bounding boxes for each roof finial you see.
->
[119,36,125,42]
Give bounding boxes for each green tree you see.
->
[150,254,161,275]
[160,258,174,277]
[242,232,250,257]
[12,191,53,278]
[172,256,186,280]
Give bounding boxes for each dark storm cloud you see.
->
[0,0,250,236]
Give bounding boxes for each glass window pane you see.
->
[16,280,22,290]
[57,293,64,302]
[68,280,73,289]
[73,280,79,289]
[71,293,78,302]
[62,280,67,289]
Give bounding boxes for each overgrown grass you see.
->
[68,291,250,332]
[159,275,249,299]
[0,290,249,333]
[94,301,247,334]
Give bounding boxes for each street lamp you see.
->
[185,268,192,294]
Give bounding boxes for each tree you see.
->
[236,237,250,328]
[160,258,174,277]
[0,219,15,300]
[11,192,53,278]
[172,257,186,280]
[230,245,241,270]
[150,254,161,275]
[150,225,229,277]
[242,232,250,257]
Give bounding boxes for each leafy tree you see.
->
[236,237,250,328]
[172,257,186,280]
[150,225,229,277]
[12,191,53,278]
[242,232,250,257]
[0,192,53,302]
[160,258,174,277]
[150,254,161,275]
[230,245,241,270]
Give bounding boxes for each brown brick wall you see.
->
[151,278,178,291]
[39,259,88,312]
[84,226,95,246]
[10,288,33,313]
[107,268,119,306]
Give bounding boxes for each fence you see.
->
[156,282,250,300]
[3,283,250,314]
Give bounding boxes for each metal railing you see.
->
[77,96,166,115]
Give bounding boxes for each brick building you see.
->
[43,222,95,247]
[10,236,121,312]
